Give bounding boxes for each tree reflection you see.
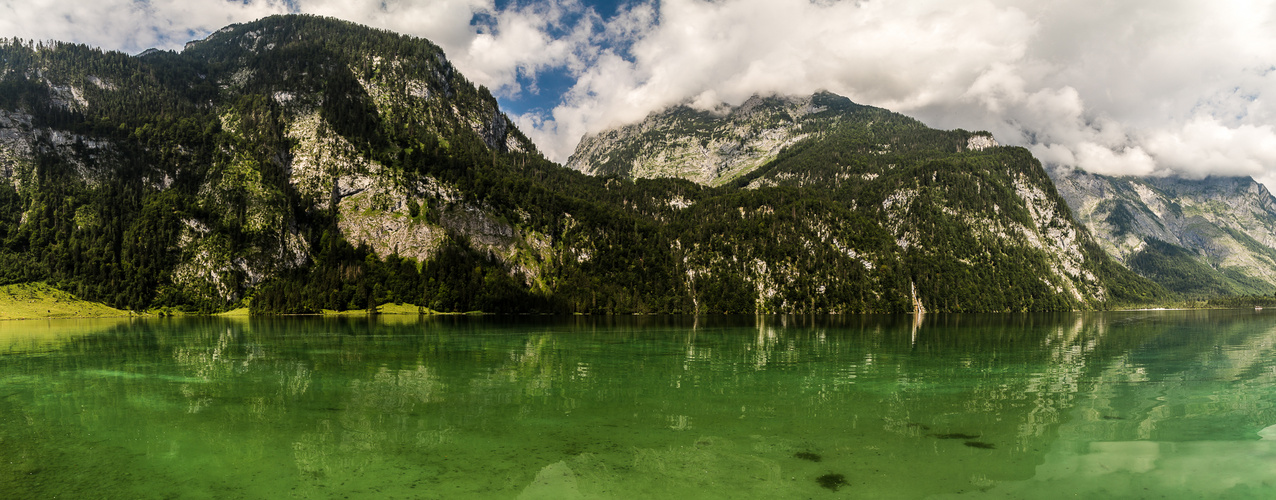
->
[4,312,1276,498]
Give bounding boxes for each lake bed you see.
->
[2,311,1274,499]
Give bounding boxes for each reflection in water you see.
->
[1,312,1275,498]
[0,317,134,354]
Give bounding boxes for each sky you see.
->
[2,0,1276,186]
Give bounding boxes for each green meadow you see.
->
[0,282,130,320]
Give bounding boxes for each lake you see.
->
[1,311,1274,499]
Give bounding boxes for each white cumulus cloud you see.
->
[5,0,1276,187]
[302,0,601,97]
[512,0,1276,188]
[0,0,287,51]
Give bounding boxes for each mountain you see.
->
[0,15,1163,314]
[567,94,825,186]
[1050,169,1276,296]
[0,15,598,313]
[569,92,1165,311]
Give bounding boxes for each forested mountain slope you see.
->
[570,92,1166,311]
[0,15,1163,314]
[1051,169,1276,297]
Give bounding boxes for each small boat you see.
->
[1257,306,1264,311]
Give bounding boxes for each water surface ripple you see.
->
[2,311,1274,498]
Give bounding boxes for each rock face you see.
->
[568,95,823,186]
[1051,168,1276,295]
[569,92,1007,189]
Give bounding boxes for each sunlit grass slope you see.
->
[321,303,438,315]
[0,282,131,320]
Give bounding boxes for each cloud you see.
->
[1144,118,1276,179]
[0,0,288,53]
[512,0,1276,186]
[0,0,598,98]
[300,0,604,97]
[523,0,1042,161]
[6,0,1276,186]
[299,0,488,52]
[970,0,1276,181]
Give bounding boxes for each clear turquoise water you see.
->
[2,311,1275,499]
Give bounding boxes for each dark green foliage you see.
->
[1099,199,1140,236]
[1091,246,1174,306]
[0,15,1170,314]
[0,15,535,313]
[1127,239,1271,298]
[1205,295,1276,309]
[1127,239,1225,296]
[714,97,1165,311]
[251,234,555,314]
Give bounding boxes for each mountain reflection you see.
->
[2,311,1275,498]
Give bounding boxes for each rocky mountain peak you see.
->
[566,91,857,186]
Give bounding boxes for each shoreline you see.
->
[2,306,1268,322]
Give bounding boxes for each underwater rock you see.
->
[794,452,822,462]
[931,433,981,440]
[963,441,995,449]
[906,422,931,431]
[817,473,849,491]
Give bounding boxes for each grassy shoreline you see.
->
[0,282,133,320]
[0,281,464,321]
[2,282,1273,320]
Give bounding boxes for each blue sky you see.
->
[482,0,631,118]
[2,1,1276,185]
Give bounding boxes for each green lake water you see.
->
[2,311,1275,499]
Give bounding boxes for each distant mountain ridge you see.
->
[1051,169,1276,296]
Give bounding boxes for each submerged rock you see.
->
[931,433,981,440]
[816,473,849,491]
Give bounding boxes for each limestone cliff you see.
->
[1051,169,1276,295]
[567,95,822,186]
